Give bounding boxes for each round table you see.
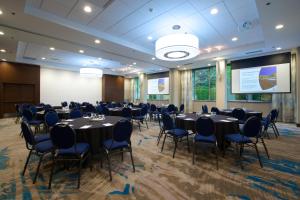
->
[175,113,239,149]
[36,109,70,120]
[219,109,262,119]
[62,116,125,154]
[108,107,141,116]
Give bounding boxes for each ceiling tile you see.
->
[41,0,77,18]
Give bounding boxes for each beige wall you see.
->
[216,60,227,109]
[124,78,131,101]
[148,100,169,106]
[193,101,216,113]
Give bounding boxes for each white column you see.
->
[139,73,147,103]
[216,60,227,109]
[169,69,181,107]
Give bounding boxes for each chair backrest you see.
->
[202,105,208,113]
[232,108,246,120]
[29,106,37,116]
[211,107,220,114]
[150,104,157,112]
[242,116,262,137]
[69,109,83,119]
[85,104,96,113]
[162,113,174,130]
[167,104,176,112]
[270,109,279,122]
[22,109,33,121]
[102,106,110,116]
[96,105,103,114]
[61,101,68,107]
[263,113,272,131]
[195,116,215,136]
[21,121,35,146]
[140,105,148,116]
[128,103,133,107]
[50,124,76,149]
[45,111,59,127]
[180,104,184,112]
[113,120,133,142]
[44,104,52,111]
[122,107,132,118]
[139,103,144,108]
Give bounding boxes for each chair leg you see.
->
[261,138,270,159]
[138,121,141,132]
[22,150,32,176]
[192,141,196,165]
[157,130,163,146]
[33,154,44,184]
[254,143,263,168]
[161,134,167,152]
[215,143,219,170]
[173,137,178,158]
[121,149,124,162]
[273,123,280,136]
[48,157,56,189]
[271,125,278,138]
[77,160,82,189]
[239,143,244,169]
[186,135,190,153]
[106,152,112,181]
[129,148,135,173]
[145,119,148,129]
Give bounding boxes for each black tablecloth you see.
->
[63,116,125,154]
[175,113,239,149]
[219,109,262,119]
[36,109,70,120]
[108,107,141,116]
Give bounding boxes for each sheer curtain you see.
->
[130,78,135,103]
[181,70,193,112]
[169,69,181,107]
[272,53,296,122]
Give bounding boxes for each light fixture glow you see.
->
[183,67,187,70]
[177,65,180,68]
[79,49,84,53]
[1,58,6,61]
[94,39,101,44]
[275,24,284,30]
[210,8,218,15]
[80,68,103,78]
[155,33,199,61]
[41,57,46,60]
[133,62,136,65]
[276,47,282,50]
[232,37,238,41]
[0,49,6,53]
[152,57,156,60]
[205,48,212,53]
[0,10,3,15]
[98,57,102,60]
[49,47,55,51]
[208,64,211,66]
[0,31,4,35]
[215,45,223,51]
[147,36,153,40]
[84,5,92,13]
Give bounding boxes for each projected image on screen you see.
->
[148,77,169,94]
[259,66,277,90]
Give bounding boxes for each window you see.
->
[226,65,272,102]
[147,94,169,100]
[193,66,216,100]
[133,77,140,100]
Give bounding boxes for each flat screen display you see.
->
[232,63,290,93]
[148,77,169,94]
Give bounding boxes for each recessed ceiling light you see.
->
[0,10,3,15]
[1,59,6,61]
[0,49,6,53]
[94,39,101,44]
[98,57,102,60]
[133,62,136,65]
[79,49,84,53]
[210,8,218,15]
[177,65,180,68]
[232,37,238,42]
[215,46,223,51]
[159,68,163,71]
[183,67,187,70]
[147,36,153,40]
[0,31,4,35]
[275,24,284,30]
[49,47,55,51]
[41,57,46,60]
[205,48,212,53]
[129,64,133,67]
[208,64,211,66]
[276,47,282,50]
[84,5,92,13]
[152,57,156,60]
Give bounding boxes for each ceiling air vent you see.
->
[245,50,263,55]
[23,56,36,60]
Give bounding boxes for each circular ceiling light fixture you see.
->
[155,33,199,61]
[172,25,181,30]
[84,6,92,13]
[80,68,103,78]
[210,8,218,15]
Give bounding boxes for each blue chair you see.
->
[132,106,148,131]
[61,101,68,108]
[22,108,43,133]
[224,116,263,169]
[179,104,184,113]
[29,106,38,116]
[157,113,164,145]
[270,109,280,137]
[101,120,135,181]
[45,111,59,131]
[167,104,176,114]
[202,105,208,114]
[48,124,90,189]
[102,106,110,116]
[122,107,132,121]
[193,117,218,169]
[232,108,246,124]
[149,104,159,121]
[84,104,96,115]
[160,114,190,158]
[96,105,103,114]
[211,107,220,115]
[69,109,83,119]
[21,122,53,184]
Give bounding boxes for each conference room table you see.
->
[61,116,125,154]
[108,107,141,116]
[219,109,263,119]
[175,113,239,149]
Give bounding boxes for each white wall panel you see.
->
[40,67,102,106]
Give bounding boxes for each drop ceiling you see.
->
[0,0,300,76]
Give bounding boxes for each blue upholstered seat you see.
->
[225,134,252,143]
[103,139,129,150]
[35,134,50,143]
[194,134,216,143]
[35,140,53,153]
[58,143,89,155]
[167,128,189,137]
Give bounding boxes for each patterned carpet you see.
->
[0,118,300,200]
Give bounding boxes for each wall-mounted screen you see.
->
[232,63,290,93]
[148,77,169,94]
